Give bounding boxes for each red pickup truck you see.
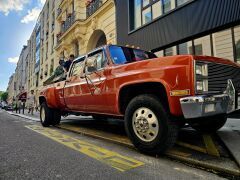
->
[39,45,240,154]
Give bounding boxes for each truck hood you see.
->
[194,55,240,68]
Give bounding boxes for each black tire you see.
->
[52,110,61,126]
[40,102,53,127]
[40,102,61,127]
[124,94,179,154]
[189,115,227,133]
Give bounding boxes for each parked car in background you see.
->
[39,45,240,154]
[5,105,13,111]
[1,101,7,109]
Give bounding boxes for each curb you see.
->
[7,111,40,122]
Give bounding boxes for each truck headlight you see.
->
[196,80,208,92]
[196,64,208,76]
[195,62,208,93]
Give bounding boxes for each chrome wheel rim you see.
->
[40,107,45,123]
[132,107,159,142]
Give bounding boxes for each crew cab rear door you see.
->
[63,56,85,111]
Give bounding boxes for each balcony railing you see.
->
[57,12,76,43]
[86,0,103,18]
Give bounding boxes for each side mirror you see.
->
[85,57,97,73]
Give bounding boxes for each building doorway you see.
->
[87,30,107,52]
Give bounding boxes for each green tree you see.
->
[1,92,8,102]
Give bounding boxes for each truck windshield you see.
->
[109,45,157,65]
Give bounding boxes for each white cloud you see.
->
[8,57,19,64]
[0,0,29,16]
[21,7,41,24]
[38,0,46,6]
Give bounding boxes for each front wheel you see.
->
[40,102,61,127]
[125,94,179,154]
[189,115,227,133]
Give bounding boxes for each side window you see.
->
[86,51,106,73]
[133,49,149,60]
[109,46,127,64]
[95,52,103,69]
[70,60,84,77]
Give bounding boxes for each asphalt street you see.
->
[0,109,226,180]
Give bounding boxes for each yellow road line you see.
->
[176,141,207,154]
[202,134,220,157]
[25,125,144,172]
[166,149,191,157]
[57,124,133,147]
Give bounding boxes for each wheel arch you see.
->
[118,82,170,115]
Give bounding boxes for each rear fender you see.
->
[40,87,59,109]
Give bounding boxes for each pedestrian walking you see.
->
[22,101,26,114]
[35,105,39,112]
[27,90,35,115]
[12,99,15,112]
[16,100,21,114]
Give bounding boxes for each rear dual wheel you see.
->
[125,94,179,154]
[40,102,61,127]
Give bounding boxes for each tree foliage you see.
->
[0,92,8,102]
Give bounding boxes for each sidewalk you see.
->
[217,118,240,167]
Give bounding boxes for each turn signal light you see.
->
[170,90,190,96]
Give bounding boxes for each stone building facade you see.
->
[55,0,116,59]
[7,0,116,104]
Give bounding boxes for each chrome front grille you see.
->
[196,61,240,94]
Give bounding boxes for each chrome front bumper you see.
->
[180,79,238,119]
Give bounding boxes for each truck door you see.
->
[80,49,109,113]
[64,57,85,111]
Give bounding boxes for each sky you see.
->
[0,0,46,91]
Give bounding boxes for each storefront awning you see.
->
[18,92,27,101]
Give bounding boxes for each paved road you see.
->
[0,109,225,180]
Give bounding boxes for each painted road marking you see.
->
[58,124,214,157]
[25,125,144,172]
[166,149,191,157]
[57,124,133,147]
[202,134,220,157]
[176,141,207,154]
